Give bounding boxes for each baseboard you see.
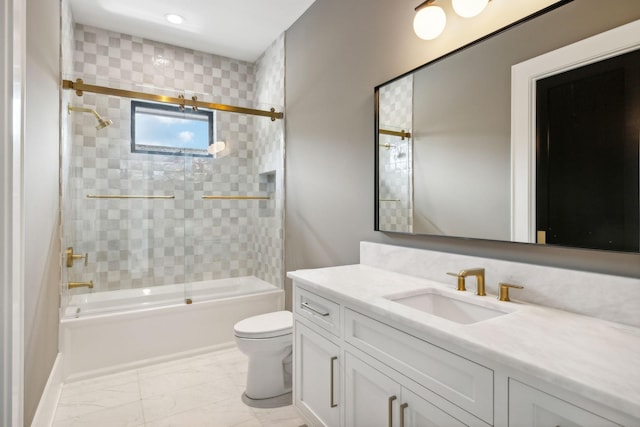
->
[30,353,63,427]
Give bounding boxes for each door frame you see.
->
[1,0,26,424]
[510,18,640,242]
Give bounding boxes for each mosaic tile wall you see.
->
[253,34,285,287]
[378,74,413,233]
[60,0,75,308]
[63,24,284,294]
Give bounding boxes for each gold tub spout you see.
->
[68,281,93,289]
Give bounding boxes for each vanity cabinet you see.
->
[344,308,493,425]
[292,280,639,427]
[344,350,484,427]
[294,287,341,427]
[294,322,340,427]
[508,379,622,427]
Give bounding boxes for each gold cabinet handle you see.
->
[330,356,338,408]
[388,395,397,427]
[400,402,409,427]
[66,247,88,268]
[498,282,524,302]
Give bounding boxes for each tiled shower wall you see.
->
[63,23,284,293]
[253,34,285,287]
[378,74,413,233]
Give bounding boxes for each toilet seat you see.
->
[234,310,292,339]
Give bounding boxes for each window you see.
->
[131,100,214,156]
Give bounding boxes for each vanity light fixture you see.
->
[413,0,447,40]
[165,13,184,25]
[413,0,490,40]
[451,0,489,18]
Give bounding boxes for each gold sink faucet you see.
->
[447,268,486,296]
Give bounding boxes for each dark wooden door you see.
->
[536,49,640,252]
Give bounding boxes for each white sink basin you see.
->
[385,289,509,324]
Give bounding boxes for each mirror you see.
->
[375,0,640,253]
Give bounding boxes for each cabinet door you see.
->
[345,351,402,427]
[401,387,468,427]
[295,321,340,427]
[509,379,621,427]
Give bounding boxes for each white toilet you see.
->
[234,310,293,408]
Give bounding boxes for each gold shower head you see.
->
[68,105,113,130]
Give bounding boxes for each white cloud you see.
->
[179,131,194,142]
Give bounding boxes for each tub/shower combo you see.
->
[60,276,284,381]
[60,67,287,381]
[60,276,283,381]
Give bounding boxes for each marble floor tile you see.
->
[145,396,256,427]
[141,376,238,422]
[52,346,306,427]
[251,404,307,427]
[52,400,145,427]
[54,372,141,422]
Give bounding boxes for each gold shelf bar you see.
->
[86,194,175,199]
[379,129,411,140]
[62,79,284,121]
[202,195,270,200]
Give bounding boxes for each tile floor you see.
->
[52,347,307,427]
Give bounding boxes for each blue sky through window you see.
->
[132,102,213,155]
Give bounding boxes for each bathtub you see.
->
[60,275,284,381]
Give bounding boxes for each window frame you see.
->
[130,100,214,157]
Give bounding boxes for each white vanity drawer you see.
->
[509,379,622,427]
[295,286,341,337]
[345,308,494,424]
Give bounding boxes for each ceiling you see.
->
[68,0,316,62]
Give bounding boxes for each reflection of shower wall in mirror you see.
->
[378,74,413,233]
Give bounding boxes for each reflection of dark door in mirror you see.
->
[536,49,640,251]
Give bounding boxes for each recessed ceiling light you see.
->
[165,14,184,25]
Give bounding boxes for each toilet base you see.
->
[241,391,292,409]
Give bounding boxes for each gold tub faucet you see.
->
[447,268,486,296]
[68,280,93,289]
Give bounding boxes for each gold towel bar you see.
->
[86,194,175,199]
[62,79,283,121]
[202,196,270,200]
[379,129,411,140]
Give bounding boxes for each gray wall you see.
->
[284,0,640,306]
[24,0,61,422]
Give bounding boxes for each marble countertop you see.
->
[288,264,640,419]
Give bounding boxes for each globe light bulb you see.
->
[165,14,184,25]
[451,0,489,18]
[413,5,447,40]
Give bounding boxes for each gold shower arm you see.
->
[62,79,284,121]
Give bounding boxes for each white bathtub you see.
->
[60,276,284,381]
